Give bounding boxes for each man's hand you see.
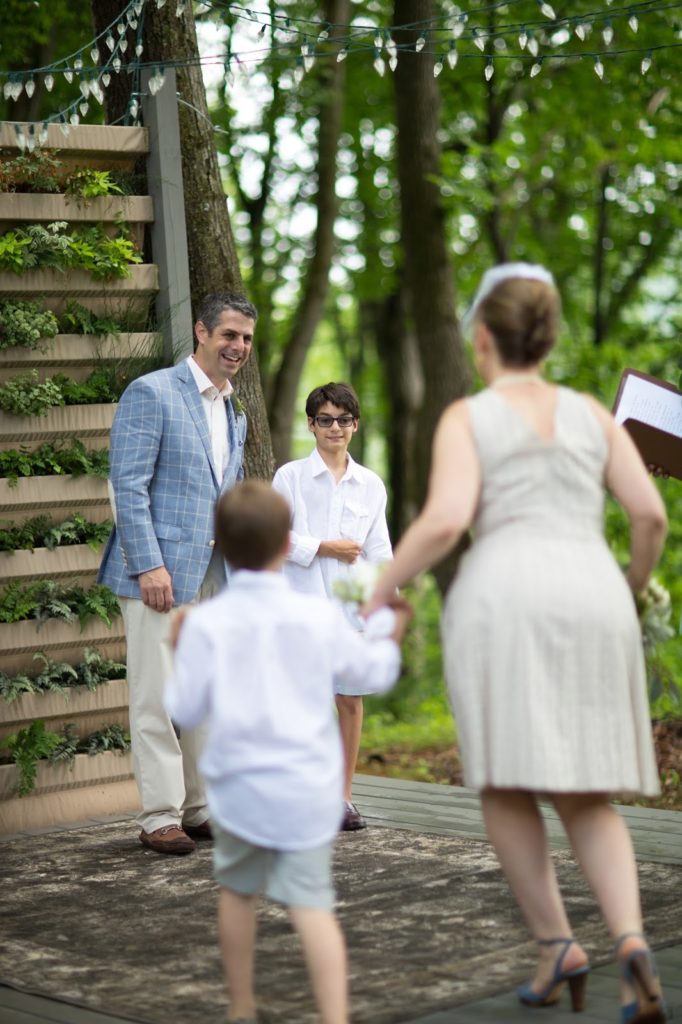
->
[139,567,174,613]
[318,539,362,564]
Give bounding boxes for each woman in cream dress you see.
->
[365,265,668,1023]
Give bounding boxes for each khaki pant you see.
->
[121,551,226,834]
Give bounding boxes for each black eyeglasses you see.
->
[313,414,355,428]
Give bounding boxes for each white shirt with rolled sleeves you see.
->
[272,448,393,619]
[164,571,401,850]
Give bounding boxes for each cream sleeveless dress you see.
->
[442,386,660,796]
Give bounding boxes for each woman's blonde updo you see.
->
[476,277,560,368]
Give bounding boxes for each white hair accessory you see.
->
[462,262,556,333]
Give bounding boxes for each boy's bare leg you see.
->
[218,888,258,1022]
[335,694,363,801]
[288,907,348,1024]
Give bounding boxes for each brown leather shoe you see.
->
[341,801,367,831]
[139,825,196,855]
[183,819,213,841]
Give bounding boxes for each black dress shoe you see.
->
[183,819,213,840]
[341,801,367,831]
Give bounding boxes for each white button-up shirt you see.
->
[164,571,401,849]
[272,448,393,611]
[187,355,230,484]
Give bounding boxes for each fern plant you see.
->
[0,720,61,796]
[0,221,142,279]
[0,648,126,704]
[0,580,120,628]
[59,301,124,337]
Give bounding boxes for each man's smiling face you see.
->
[193,309,255,387]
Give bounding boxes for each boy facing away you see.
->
[164,481,411,1024]
[272,382,393,831]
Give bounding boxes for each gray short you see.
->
[212,826,335,911]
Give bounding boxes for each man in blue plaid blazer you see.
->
[98,293,257,855]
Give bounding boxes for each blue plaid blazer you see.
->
[98,360,247,603]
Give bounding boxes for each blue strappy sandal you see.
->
[518,937,590,1011]
[616,933,667,1024]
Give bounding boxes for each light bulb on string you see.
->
[415,35,426,52]
[527,32,539,57]
[640,52,652,74]
[26,125,37,153]
[90,79,104,104]
[136,42,143,57]
[148,68,166,95]
[3,81,12,101]
[91,47,99,64]
[102,72,111,87]
[602,20,613,46]
[14,123,26,149]
[113,56,122,72]
[70,112,80,125]
[629,15,638,33]
[472,28,486,52]
[388,54,397,71]
[156,0,166,7]
[45,73,54,91]
[447,43,458,68]
[337,46,348,62]
[594,56,604,80]
[129,17,138,30]
[574,22,588,41]
[374,32,382,50]
[134,0,143,14]
[64,69,74,83]
[518,27,528,49]
[120,38,129,53]
[12,80,24,100]
[130,97,139,119]
[116,21,126,35]
[452,14,466,39]
[386,36,397,61]
[433,58,443,77]
[25,77,35,99]
[539,1,556,19]
[292,57,304,86]
[175,1,185,17]
[373,49,386,76]
[79,101,89,116]
[317,25,329,43]
[79,78,90,98]
[106,33,115,51]
[484,57,494,81]
[530,57,543,77]
[74,54,84,71]
[38,123,49,146]
[301,44,315,72]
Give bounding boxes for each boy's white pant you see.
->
[121,598,209,834]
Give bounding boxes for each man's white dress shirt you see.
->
[187,355,231,484]
[272,448,393,610]
[164,571,401,849]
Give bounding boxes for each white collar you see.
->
[309,446,359,482]
[186,354,233,399]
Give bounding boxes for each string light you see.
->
[594,56,605,78]
[539,2,556,19]
[530,57,543,77]
[629,15,639,32]
[641,52,652,73]
[415,35,426,53]
[484,56,494,80]
[603,20,614,45]
[447,43,458,69]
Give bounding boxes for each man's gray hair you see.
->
[195,293,258,333]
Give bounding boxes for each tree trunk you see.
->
[267,0,350,467]
[393,0,471,591]
[365,290,423,542]
[90,0,274,479]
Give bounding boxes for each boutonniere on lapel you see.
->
[228,394,246,417]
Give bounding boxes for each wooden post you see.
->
[141,67,193,362]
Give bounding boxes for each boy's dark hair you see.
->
[214,481,290,570]
[305,382,360,421]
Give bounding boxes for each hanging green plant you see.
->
[0,221,142,279]
[64,168,124,199]
[0,152,63,194]
[0,579,120,628]
[0,648,126,704]
[0,368,121,415]
[0,440,109,486]
[59,300,124,337]
[0,299,59,350]
[0,512,113,554]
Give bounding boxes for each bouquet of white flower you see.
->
[635,577,675,653]
[332,561,385,607]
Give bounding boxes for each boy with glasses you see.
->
[273,382,393,832]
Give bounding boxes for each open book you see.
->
[612,368,682,480]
